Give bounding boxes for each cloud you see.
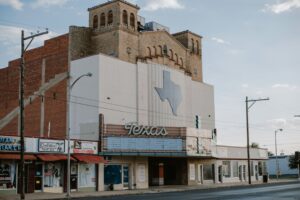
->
[263,0,300,14]
[0,25,58,63]
[242,84,249,88]
[271,84,297,90]
[142,0,184,11]
[211,37,231,45]
[0,0,23,10]
[31,0,70,8]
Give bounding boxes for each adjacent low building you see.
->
[267,155,298,178]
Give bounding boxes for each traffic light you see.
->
[195,115,199,129]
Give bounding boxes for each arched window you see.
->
[147,47,151,57]
[153,46,157,56]
[122,10,128,25]
[107,10,113,25]
[158,45,163,56]
[196,40,200,54]
[191,39,195,53]
[93,15,98,29]
[180,58,183,67]
[100,13,106,26]
[169,49,173,60]
[130,13,135,28]
[175,53,178,64]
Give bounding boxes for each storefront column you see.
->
[98,163,104,191]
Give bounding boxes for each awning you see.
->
[73,154,106,163]
[37,154,75,161]
[0,153,37,160]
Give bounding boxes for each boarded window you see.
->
[203,164,213,180]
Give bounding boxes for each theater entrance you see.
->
[148,157,187,186]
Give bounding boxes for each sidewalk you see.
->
[0,179,297,200]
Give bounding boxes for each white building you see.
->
[267,155,298,177]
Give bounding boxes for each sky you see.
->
[0,0,300,155]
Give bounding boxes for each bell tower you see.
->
[88,0,140,62]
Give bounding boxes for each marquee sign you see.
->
[0,136,21,152]
[38,139,65,153]
[125,122,168,136]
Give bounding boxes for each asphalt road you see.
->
[77,182,300,200]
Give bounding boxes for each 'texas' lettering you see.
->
[125,123,168,136]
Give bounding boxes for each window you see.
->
[93,15,98,29]
[107,10,113,25]
[222,161,231,177]
[147,47,151,57]
[100,13,106,26]
[104,165,122,185]
[180,58,183,67]
[250,161,254,176]
[196,40,200,54]
[79,164,96,187]
[258,161,263,176]
[232,161,239,177]
[174,53,178,64]
[191,39,195,53]
[130,13,135,28]
[158,45,163,56]
[153,46,157,56]
[122,10,128,25]
[169,49,173,60]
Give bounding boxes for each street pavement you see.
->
[0,180,298,200]
[77,182,300,200]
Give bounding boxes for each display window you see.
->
[43,163,63,188]
[0,161,16,190]
[78,164,96,188]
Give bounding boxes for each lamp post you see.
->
[274,128,283,181]
[245,96,269,184]
[67,72,92,199]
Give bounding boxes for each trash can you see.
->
[263,174,268,183]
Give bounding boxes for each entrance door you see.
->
[70,164,78,191]
[197,164,203,184]
[123,165,129,189]
[34,164,43,191]
[218,166,223,183]
[243,165,246,181]
[255,165,258,180]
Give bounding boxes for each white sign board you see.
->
[72,140,98,154]
[189,164,196,181]
[138,164,146,183]
[38,139,65,153]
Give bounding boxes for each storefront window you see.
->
[0,161,16,190]
[44,163,63,188]
[78,164,96,188]
[104,165,122,185]
[232,161,238,177]
[222,161,231,177]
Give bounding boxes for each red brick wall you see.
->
[0,34,69,139]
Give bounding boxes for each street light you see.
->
[245,96,269,184]
[274,128,283,181]
[67,72,92,199]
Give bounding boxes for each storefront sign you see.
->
[38,139,65,153]
[0,136,21,152]
[125,123,168,136]
[73,140,97,154]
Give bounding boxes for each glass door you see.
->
[34,164,43,191]
[123,165,129,189]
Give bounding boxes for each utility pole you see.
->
[20,29,48,200]
[245,96,269,185]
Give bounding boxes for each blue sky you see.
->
[0,0,300,154]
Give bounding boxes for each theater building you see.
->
[0,0,268,194]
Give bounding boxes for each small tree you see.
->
[288,155,298,169]
[251,142,259,148]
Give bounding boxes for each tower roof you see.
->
[88,0,140,11]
